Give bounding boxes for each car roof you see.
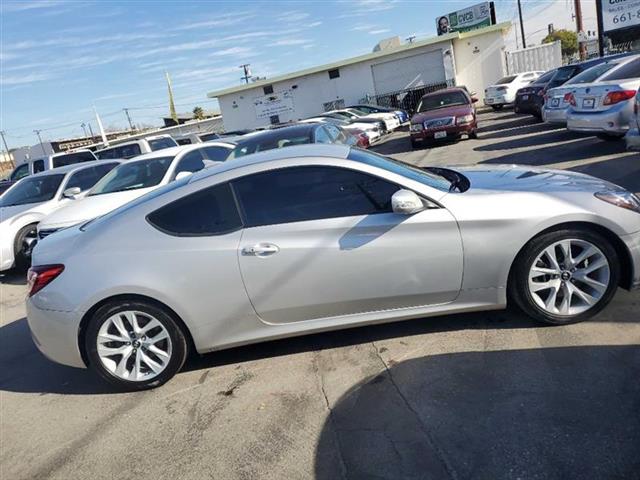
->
[130,144,204,161]
[190,144,350,183]
[420,87,468,99]
[29,160,121,178]
[233,123,318,144]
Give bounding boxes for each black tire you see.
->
[410,139,420,149]
[13,223,37,270]
[509,228,620,325]
[85,299,189,391]
[597,133,624,141]
[468,130,478,139]
[491,104,504,111]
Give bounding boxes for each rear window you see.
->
[52,151,96,167]
[566,62,619,84]
[417,91,468,112]
[147,182,242,236]
[600,58,640,81]
[148,137,178,151]
[549,66,578,84]
[533,70,558,84]
[199,133,220,142]
[230,133,312,158]
[97,143,142,159]
[496,75,517,84]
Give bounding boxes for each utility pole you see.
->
[0,130,13,167]
[81,123,88,138]
[87,123,95,139]
[33,129,46,156]
[574,0,587,60]
[239,64,252,84]
[595,0,605,56]
[123,108,135,131]
[517,0,526,49]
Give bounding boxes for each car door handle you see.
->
[242,243,280,257]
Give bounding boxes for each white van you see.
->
[95,134,178,159]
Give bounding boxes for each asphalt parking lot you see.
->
[1,110,639,480]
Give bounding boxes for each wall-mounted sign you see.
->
[601,0,640,33]
[436,2,495,35]
[254,90,294,120]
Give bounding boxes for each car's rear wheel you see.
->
[13,223,37,270]
[597,133,624,141]
[410,138,420,149]
[510,229,620,325]
[85,300,188,391]
[491,104,503,111]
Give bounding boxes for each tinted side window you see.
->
[52,151,95,167]
[314,127,332,144]
[148,137,177,151]
[174,150,205,177]
[601,58,640,81]
[11,163,29,180]
[33,160,45,173]
[96,148,117,160]
[147,182,242,236]
[233,166,401,227]
[117,144,142,159]
[202,146,232,162]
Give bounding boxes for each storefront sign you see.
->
[601,0,640,33]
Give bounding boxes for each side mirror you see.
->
[471,97,479,103]
[63,187,82,199]
[469,91,477,97]
[392,189,426,215]
[175,171,193,181]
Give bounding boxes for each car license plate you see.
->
[551,98,560,107]
[522,95,529,100]
[486,98,494,104]
[582,98,595,109]
[434,131,447,139]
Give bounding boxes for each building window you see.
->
[328,68,340,79]
[270,115,280,125]
[263,85,274,95]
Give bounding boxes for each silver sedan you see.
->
[27,145,640,390]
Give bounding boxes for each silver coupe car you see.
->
[27,145,640,390]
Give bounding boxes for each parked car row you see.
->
[509,54,640,142]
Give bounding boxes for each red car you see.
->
[409,87,479,149]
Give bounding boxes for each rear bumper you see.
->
[567,105,631,134]
[621,231,640,290]
[484,95,509,106]
[26,298,86,368]
[543,107,569,125]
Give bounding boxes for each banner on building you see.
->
[254,90,294,120]
[600,0,640,33]
[436,2,495,36]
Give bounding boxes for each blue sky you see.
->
[1,0,596,147]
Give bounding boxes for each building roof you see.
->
[207,22,511,99]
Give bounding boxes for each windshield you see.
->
[231,133,312,158]
[534,69,558,84]
[550,66,578,84]
[89,157,173,195]
[417,91,468,112]
[0,173,64,207]
[347,148,451,192]
[148,137,178,151]
[566,62,618,84]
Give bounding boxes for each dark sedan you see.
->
[409,88,478,149]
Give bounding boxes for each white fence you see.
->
[506,41,562,74]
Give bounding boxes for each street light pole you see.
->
[87,123,95,140]
[33,129,46,156]
[123,108,135,131]
[0,130,14,168]
[81,123,88,138]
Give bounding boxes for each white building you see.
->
[208,22,511,132]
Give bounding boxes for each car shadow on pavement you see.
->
[313,344,640,479]
[371,136,414,156]
[569,153,640,194]
[479,121,562,141]
[475,129,584,152]
[0,268,27,286]
[476,115,536,134]
[479,136,628,166]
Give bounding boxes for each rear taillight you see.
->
[602,90,636,106]
[27,264,64,297]
[567,93,576,107]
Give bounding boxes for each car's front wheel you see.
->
[85,299,188,391]
[510,229,620,325]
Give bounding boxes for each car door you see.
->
[233,165,463,324]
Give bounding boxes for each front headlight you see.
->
[595,190,640,213]
[456,114,474,125]
[410,123,424,132]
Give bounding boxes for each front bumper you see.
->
[27,298,86,368]
[567,106,631,135]
[622,231,640,290]
[410,123,475,142]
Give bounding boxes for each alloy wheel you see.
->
[527,239,610,317]
[96,311,172,381]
